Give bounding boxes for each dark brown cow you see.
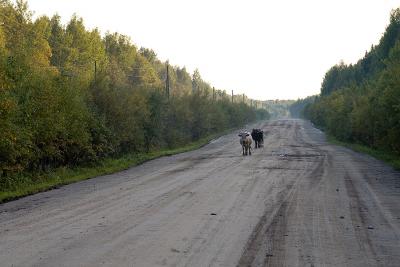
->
[251,128,264,148]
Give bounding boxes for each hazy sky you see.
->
[28,0,400,100]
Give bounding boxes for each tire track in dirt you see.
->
[238,120,326,266]
[238,119,400,267]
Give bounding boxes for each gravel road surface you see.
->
[1,119,399,267]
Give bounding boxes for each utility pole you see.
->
[165,61,170,99]
[94,60,97,82]
[231,90,234,103]
[213,87,215,101]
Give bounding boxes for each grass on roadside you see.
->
[0,133,224,203]
[327,135,400,170]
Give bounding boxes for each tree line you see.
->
[288,96,315,118]
[263,100,295,119]
[292,8,400,155]
[0,0,269,180]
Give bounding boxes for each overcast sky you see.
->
[28,0,400,100]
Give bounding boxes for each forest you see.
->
[0,0,269,186]
[289,96,315,118]
[293,8,400,156]
[264,99,295,119]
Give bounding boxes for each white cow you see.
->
[238,132,252,156]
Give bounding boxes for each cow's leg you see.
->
[242,145,245,156]
[249,145,252,155]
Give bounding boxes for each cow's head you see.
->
[238,132,250,140]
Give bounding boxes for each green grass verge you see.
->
[0,132,225,203]
[327,135,400,170]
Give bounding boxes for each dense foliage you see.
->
[300,8,400,154]
[0,0,269,180]
[289,96,315,118]
[263,100,295,118]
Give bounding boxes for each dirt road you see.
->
[1,119,399,267]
